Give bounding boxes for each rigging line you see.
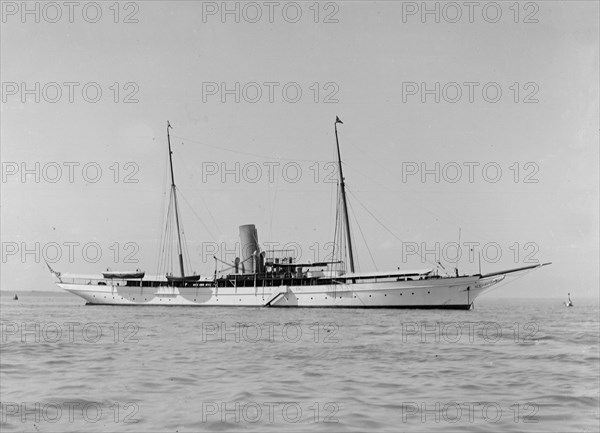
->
[483,267,538,294]
[181,230,189,272]
[181,230,194,274]
[215,257,257,275]
[160,201,171,275]
[215,255,254,267]
[343,161,390,190]
[168,196,176,274]
[155,169,171,275]
[340,136,519,243]
[348,206,360,272]
[343,160,494,243]
[199,194,221,234]
[333,189,346,272]
[347,197,378,271]
[342,160,474,235]
[339,192,348,273]
[157,190,174,275]
[173,148,222,235]
[217,264,236,273]
[165,198,175,275]
[174,188,185,254]
[343,134,395,180]
[171,134,331,163]
[160,212,167,274]
[175,196,197,275]
[169,220,174,274]
[214,256,234,267]
[335,189,346,271]
[163,208,172,275]
[176,189,218,241]
[331,185,340,265]
[156,198,167,275]
[167,194,175,273]
[328,140,338,261]
[346,187,439,268]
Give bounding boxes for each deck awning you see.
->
[325,269,433,280]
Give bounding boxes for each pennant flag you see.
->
[335,116,343,124]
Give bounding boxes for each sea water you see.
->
[1,292,598,432]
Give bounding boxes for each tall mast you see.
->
[166,121,186,278]
[334,116,355,273]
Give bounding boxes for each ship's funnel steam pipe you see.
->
[239,224,260,274]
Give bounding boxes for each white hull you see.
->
[57,275,504,309]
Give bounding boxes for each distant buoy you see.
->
[13,294,18,301]
[565,293,573,307]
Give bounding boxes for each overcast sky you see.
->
[1,1,598,298]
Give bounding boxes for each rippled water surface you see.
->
[1,292,598,432]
